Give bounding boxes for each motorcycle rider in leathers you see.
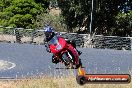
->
[44,26,82,64]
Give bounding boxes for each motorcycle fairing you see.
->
[49,35,79,65]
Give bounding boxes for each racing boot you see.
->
[52,55,59,64]
[76,49,82,56]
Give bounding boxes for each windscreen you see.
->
[49,35,59,45]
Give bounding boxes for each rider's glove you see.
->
[45,43,51,53]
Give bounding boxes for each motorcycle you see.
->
[49,35,82,69]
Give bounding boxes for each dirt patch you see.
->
[0,34,44,44]
[49,7,61,15]
[0,34,16,42]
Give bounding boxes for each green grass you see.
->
[0,28,4,32]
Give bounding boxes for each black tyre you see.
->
[76,76,87,85]
[62,52,73,68]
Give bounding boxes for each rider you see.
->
[44,26,82,64]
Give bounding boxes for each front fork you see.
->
[67,45,79,65]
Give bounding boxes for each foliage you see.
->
[50,0,58,7]
[36,12,66,32]
[0,0,132,36]
[94,0,131,36]
[0,0,49,28]
[57,0,91,32]
[57,0,132,36]
[114,11,132,36]
[0,0,12,12]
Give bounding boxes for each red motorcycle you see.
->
[49,35,82,69]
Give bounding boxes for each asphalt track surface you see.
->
[0,42,132,78]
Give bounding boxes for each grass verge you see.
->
[0,75,131,88]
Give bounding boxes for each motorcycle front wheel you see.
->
[62,52,74,69]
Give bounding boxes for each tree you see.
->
[57,0,91,32]
[94,0,120,35]
[0,0,12,12]
[57,0,122,33]
[57,0,132,36]
[0,0,49,28]
[114,11,132,36]
[36,13,66,32]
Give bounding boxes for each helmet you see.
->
[44,26,55,42]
